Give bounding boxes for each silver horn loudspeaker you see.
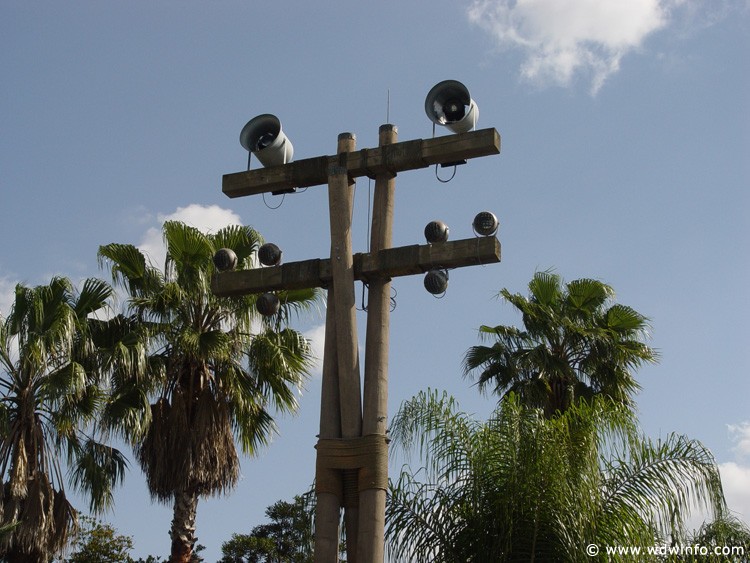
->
[424,80,479,134]
[239,114,293,167]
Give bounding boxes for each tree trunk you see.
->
[545,376,571,418]
[170,489,199,563]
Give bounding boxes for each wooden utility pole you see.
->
[214,126,501,563]
[358,124,397,561]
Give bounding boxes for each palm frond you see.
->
[388,389,478,480]
[0,276,127,560]
[687,513,750,551]
[74,278,113,319]
[69,438,129,513]
[98,242,144,283]
[464,273,657,417]
[245,328,311,413]
[527,270,562,306]
[604,303,650,333]
[386,392,722,561]
[209,224,263,268]
[94,221,319,559]
[102,381,152,441]
[231,396,277,456]
[163,221,213,289]
[564,277,613,315]
[600,433,726,538]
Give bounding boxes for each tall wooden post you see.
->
[327,133,363,443]
[329,132,362,561]
[358,124,397,562]
[213,125,501,563]
[314,282,343,560]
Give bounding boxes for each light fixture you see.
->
[424,269,449,295]
[424,220,449,243]
[213,248,238,271]
[258,243,282,267]
[472,211,499,237]
[256,293,280,316]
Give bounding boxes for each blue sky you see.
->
[2,1,749,560]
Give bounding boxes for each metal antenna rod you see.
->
[386,89,390,124]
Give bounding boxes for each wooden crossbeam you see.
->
[222,128,501,198]
[212,236,501,297]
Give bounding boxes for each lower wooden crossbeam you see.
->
[212,236,501,297]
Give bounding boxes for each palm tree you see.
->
[0,277,128,562]
[679,514,750,561]
[385,390,726,562]
[464,271,658,416]
[98,221,319,563]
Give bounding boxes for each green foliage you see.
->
[672,514,750,562]
[464,271,658,417]
[220,535,278,563]
[65,516,134,563]
[387,273,742,561]
[0,277,128,561]
[386,390,726,562]
[97,222,320,562]
[60,516,166,563]
[219,495,314,563]
[691,513,750,547]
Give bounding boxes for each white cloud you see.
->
[138,204,243,269]
[304,323,327,379]
[300,322,370,383]
[467,0,676,93]
[728,421,750,460]
[712,421,750,525]
[0,277,17,318]
[719,462,750,523]
[158,204,243,235]
[137,227,166,269]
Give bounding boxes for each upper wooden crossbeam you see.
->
[223,128,501,198]
[212,237,501,297]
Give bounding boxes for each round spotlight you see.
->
[213,248,238,272]
[424,269,449,295]
[472,211,499,237]
[424,220,449,243]
[256,293,280,316]
[258,243,282,267]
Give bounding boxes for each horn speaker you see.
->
[424,80,479,134]
[239,114,293,167]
